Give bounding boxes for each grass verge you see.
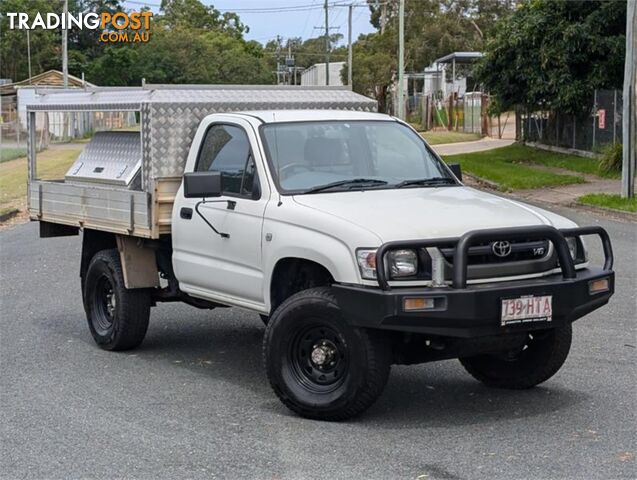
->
[421,130,481,145]
[577,193,637,213]
[0,207,20,220]
[1,147,27,163]
[486,144,618,178]
[443,146,585,191]
[0,149,80,213]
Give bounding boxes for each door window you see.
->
[196,124,258,197]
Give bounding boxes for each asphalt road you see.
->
[1,207,635,480]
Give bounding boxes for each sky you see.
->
[121,0,376,47]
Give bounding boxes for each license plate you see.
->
[501,295,552,326]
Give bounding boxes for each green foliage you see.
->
[87,27,272,86]
[1,0,515,94]
[86,45,141,85]
[0,148,27,163]
[598,143,623,175]
[578,193,637,213]
[157,0,246,37]
[420,130,481,145]
[443,145,586,190]
[348,32,395,111]
[368,0,514,70]
[69,0,125,60]
[477,0,626,114]
[349,0,515,112]
[87,0,272,86]
[489,144,618,178]
[0,0,61,81]
[1,0,272,86]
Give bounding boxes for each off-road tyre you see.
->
[263,287,391,421]
[459,324,572,389]
[83,249,151,351]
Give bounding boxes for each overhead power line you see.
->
[299,0,318,39]
[120,0,375,13]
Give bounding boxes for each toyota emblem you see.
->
[492,240,512,258]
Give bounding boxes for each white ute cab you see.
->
[28,91,614,421]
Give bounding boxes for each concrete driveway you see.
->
[432,138,515,156]
[1,207,635,479]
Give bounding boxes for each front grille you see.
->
[439,239,550,265]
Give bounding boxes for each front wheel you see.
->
[83,249,151,351]
[263,287,391,421]
[459,324,572,389]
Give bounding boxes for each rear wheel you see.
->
[83,249,151,351]
[459,325,572,389]
[263,287,391,421]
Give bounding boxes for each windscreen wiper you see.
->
[305,178,388,194]
[395,177,457,188]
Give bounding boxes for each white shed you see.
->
[301,62,345,87]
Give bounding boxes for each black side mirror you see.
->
[184,171,223,198]
[448,163,462,182]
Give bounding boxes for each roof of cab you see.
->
[233,110,394,124]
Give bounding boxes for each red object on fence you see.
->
[598,109,606,129]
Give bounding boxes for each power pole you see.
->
[622,0,636,198]
[288,41,292,85]
[324,0,330,85]
[286,40,296,86]
[62,0,68,87]
[274,35,282,85]
[397,0,405,119]
[347,3,353,87]
[26,30,32,83]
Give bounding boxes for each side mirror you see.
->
[184,171,223,198]
[448,163,462,182]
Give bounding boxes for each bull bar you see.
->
[375,225,613,290]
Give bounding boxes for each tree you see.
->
[85,44,141,85]
[0,0,62,81]
[477,0,627,114]
[348,32,395,111]
[69,0,124,60]
[87,26,272,86]
[158,0,247,37]
[348,0,515,112]
[84,0,271,85]
[367,0,514,71]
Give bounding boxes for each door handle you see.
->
[180,207,193,220]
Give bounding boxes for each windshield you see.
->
[260,120,456,194]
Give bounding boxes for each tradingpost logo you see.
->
[6,11,153,43]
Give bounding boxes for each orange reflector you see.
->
[589,277,610,294]
[404,297,435,311]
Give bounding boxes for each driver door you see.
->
[172,119,269,310]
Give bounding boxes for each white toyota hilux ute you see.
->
[29,104,615,421]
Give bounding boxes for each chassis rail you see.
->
[375,225,614,291]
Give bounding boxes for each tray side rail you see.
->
[29,180,154,238]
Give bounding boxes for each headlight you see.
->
[388,249,418,277]
[565,236,587,263]
[566,237,578,260]
[356,248,419,280]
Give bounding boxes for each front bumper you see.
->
[333,225,615,338]
[333,267,614,337]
